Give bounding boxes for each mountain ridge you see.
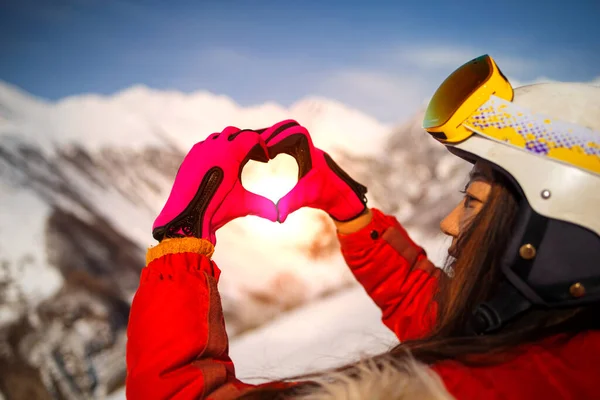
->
[0,81,466,399]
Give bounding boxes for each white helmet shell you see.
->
[449,83,600,237]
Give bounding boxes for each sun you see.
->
[244,175,295,206]
[239,155,319,244]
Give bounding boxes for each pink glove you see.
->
[152,126,278,245]
[258,120,368,223]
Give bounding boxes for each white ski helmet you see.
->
[450,82,599,238]
[424,60,600,333]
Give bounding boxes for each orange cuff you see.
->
[145,237,215,266]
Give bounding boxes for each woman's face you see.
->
[441,161,492,257]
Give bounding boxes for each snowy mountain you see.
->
[0,81,466,399]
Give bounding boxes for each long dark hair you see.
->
[239,168,599,399]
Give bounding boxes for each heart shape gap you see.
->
[241,153,299,203]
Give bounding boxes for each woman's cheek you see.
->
[459,209,477,232]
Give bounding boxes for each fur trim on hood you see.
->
[294,357,454,400]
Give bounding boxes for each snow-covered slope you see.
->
[0,187,63,325]
[229,285,398,383]
[0,81,464,399]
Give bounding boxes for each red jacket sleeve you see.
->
[126,237,255,400]
[337,208,440,341]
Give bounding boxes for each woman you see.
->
[126,55,600,399]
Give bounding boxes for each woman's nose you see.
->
[440,203,461,238]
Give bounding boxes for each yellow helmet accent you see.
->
[463,92,600,176]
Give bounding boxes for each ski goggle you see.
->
[423,54,514,143]
[423,54,600,176]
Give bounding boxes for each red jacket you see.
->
[126,208,600,399]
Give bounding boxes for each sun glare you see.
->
[240,155,320,244]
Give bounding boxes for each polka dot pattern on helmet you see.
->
[464,96,600,175]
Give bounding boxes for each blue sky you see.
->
[2,0,599,122]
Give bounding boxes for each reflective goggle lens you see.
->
[423,54,493,130]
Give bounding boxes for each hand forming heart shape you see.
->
[152,120,368,245]
[255,120,368,224]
